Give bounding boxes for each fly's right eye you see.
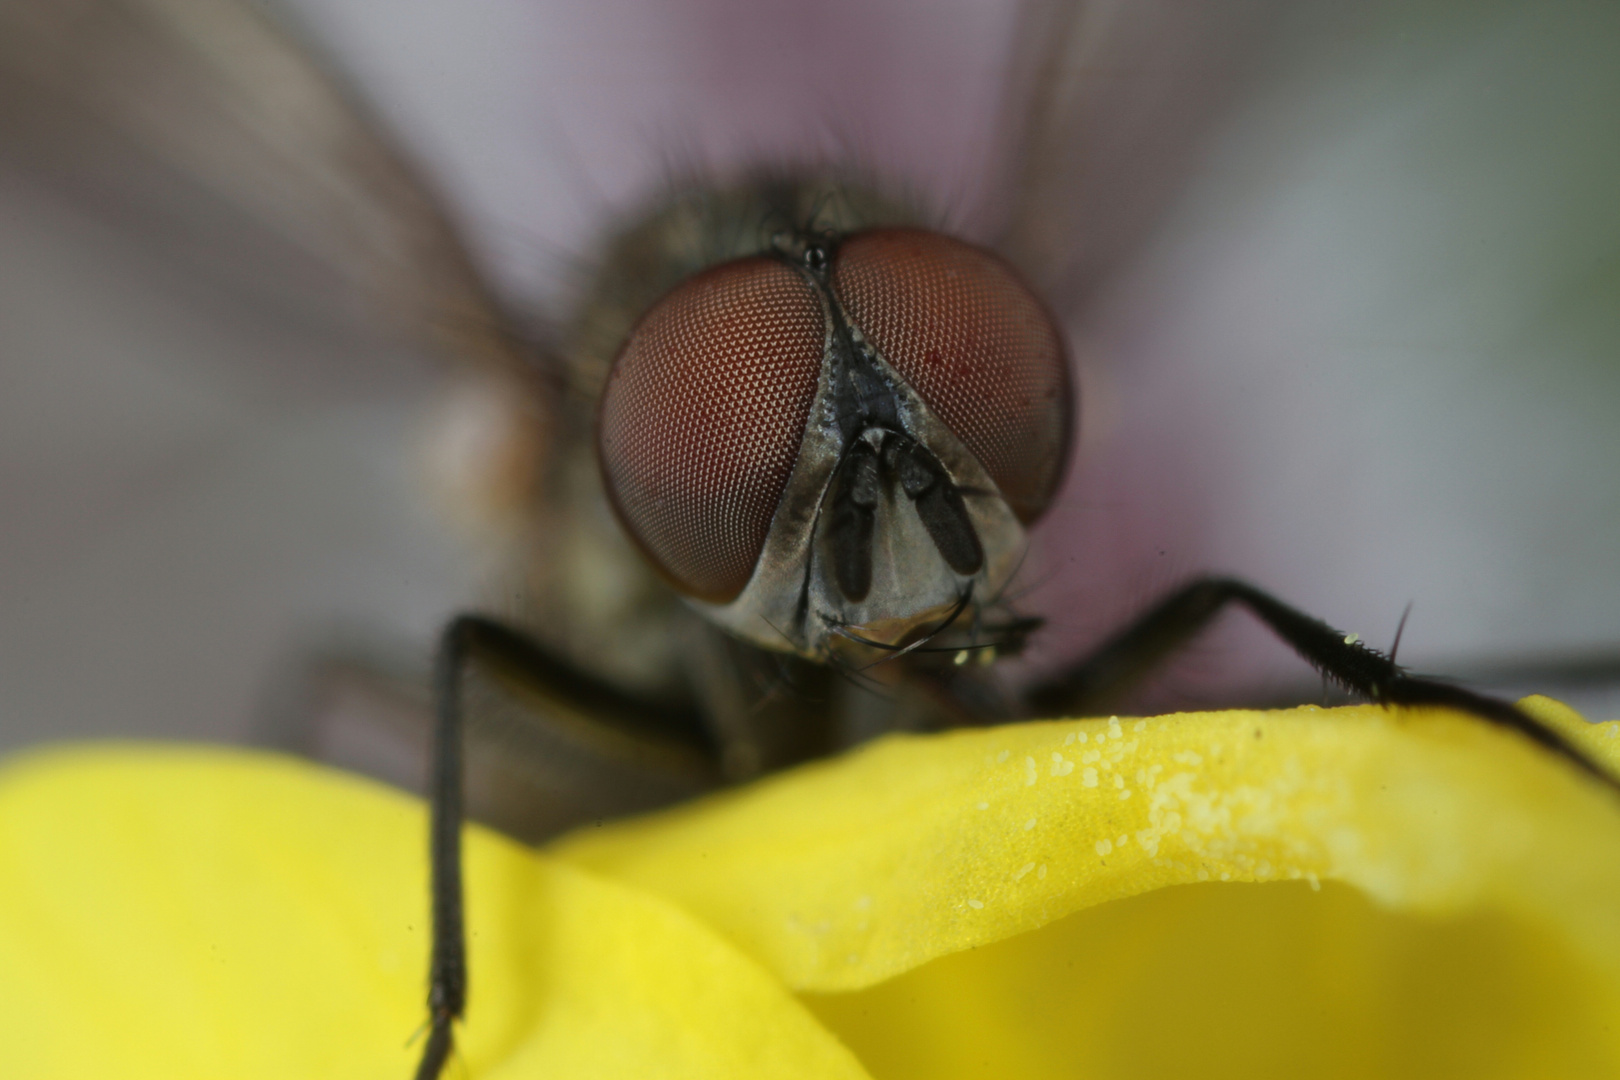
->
[598,257,826,603]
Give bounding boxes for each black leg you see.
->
[1025,576,1620,793]
[416,616,475,1080]
[412,614,723,1080]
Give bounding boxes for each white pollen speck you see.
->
[854,895,872,911]
[1082,767,1098,788]
[977,801,990,811]
[1064,733,1076,745]
[1196,869,1210,881]
[1095,839,1113,857]
[997,749,1010,763]
[1117,834,1128,847]
[1038,864,1048,879]
[1025,756,1038,785]
[953,649,971,666]
[967,899,984,910]
[1024,817,1037,831]
[1119,789,1132,800]
[1343,632,1361,645]
[1220,872,1231,881]
[1076,732,1088,744]
[1134,720,1147,732]
[1307,872,1321,892]
[1113,774,1125,789]
[1014,862,1036,881]
[1109,716,1119,723]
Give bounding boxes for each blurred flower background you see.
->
[1,0,1618,764]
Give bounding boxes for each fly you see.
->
[413,181,1620,1077]
[1,3,1616,1080]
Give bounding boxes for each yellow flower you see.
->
[3,699,1619,1079]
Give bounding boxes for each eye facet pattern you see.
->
[832,228,1072,523]
[599,257,826,603]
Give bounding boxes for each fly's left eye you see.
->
[832,228,1072,523]
[598,257,826,603]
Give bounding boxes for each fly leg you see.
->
[416,618,471,1080]
[415,614,722,1080]
[1024,576,1620,793]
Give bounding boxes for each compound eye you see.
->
[832,229,1072,523]
[599,257,826,603]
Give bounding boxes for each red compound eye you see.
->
[832,229,1072,523]
[599,257,826,603]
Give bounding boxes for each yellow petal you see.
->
[556,700,1620,1079]
[0,746,870,1080]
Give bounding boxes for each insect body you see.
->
[420,185,1083,1078]
[3,3,1615,1079]
[414,176,1620,1080]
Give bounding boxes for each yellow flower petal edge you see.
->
[555,699,1620,1077]
[0,746,871,1080]
[554,699,1620,996]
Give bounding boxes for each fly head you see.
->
[598,218,1073,667]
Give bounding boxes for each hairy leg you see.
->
[1024,576,1619,792]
